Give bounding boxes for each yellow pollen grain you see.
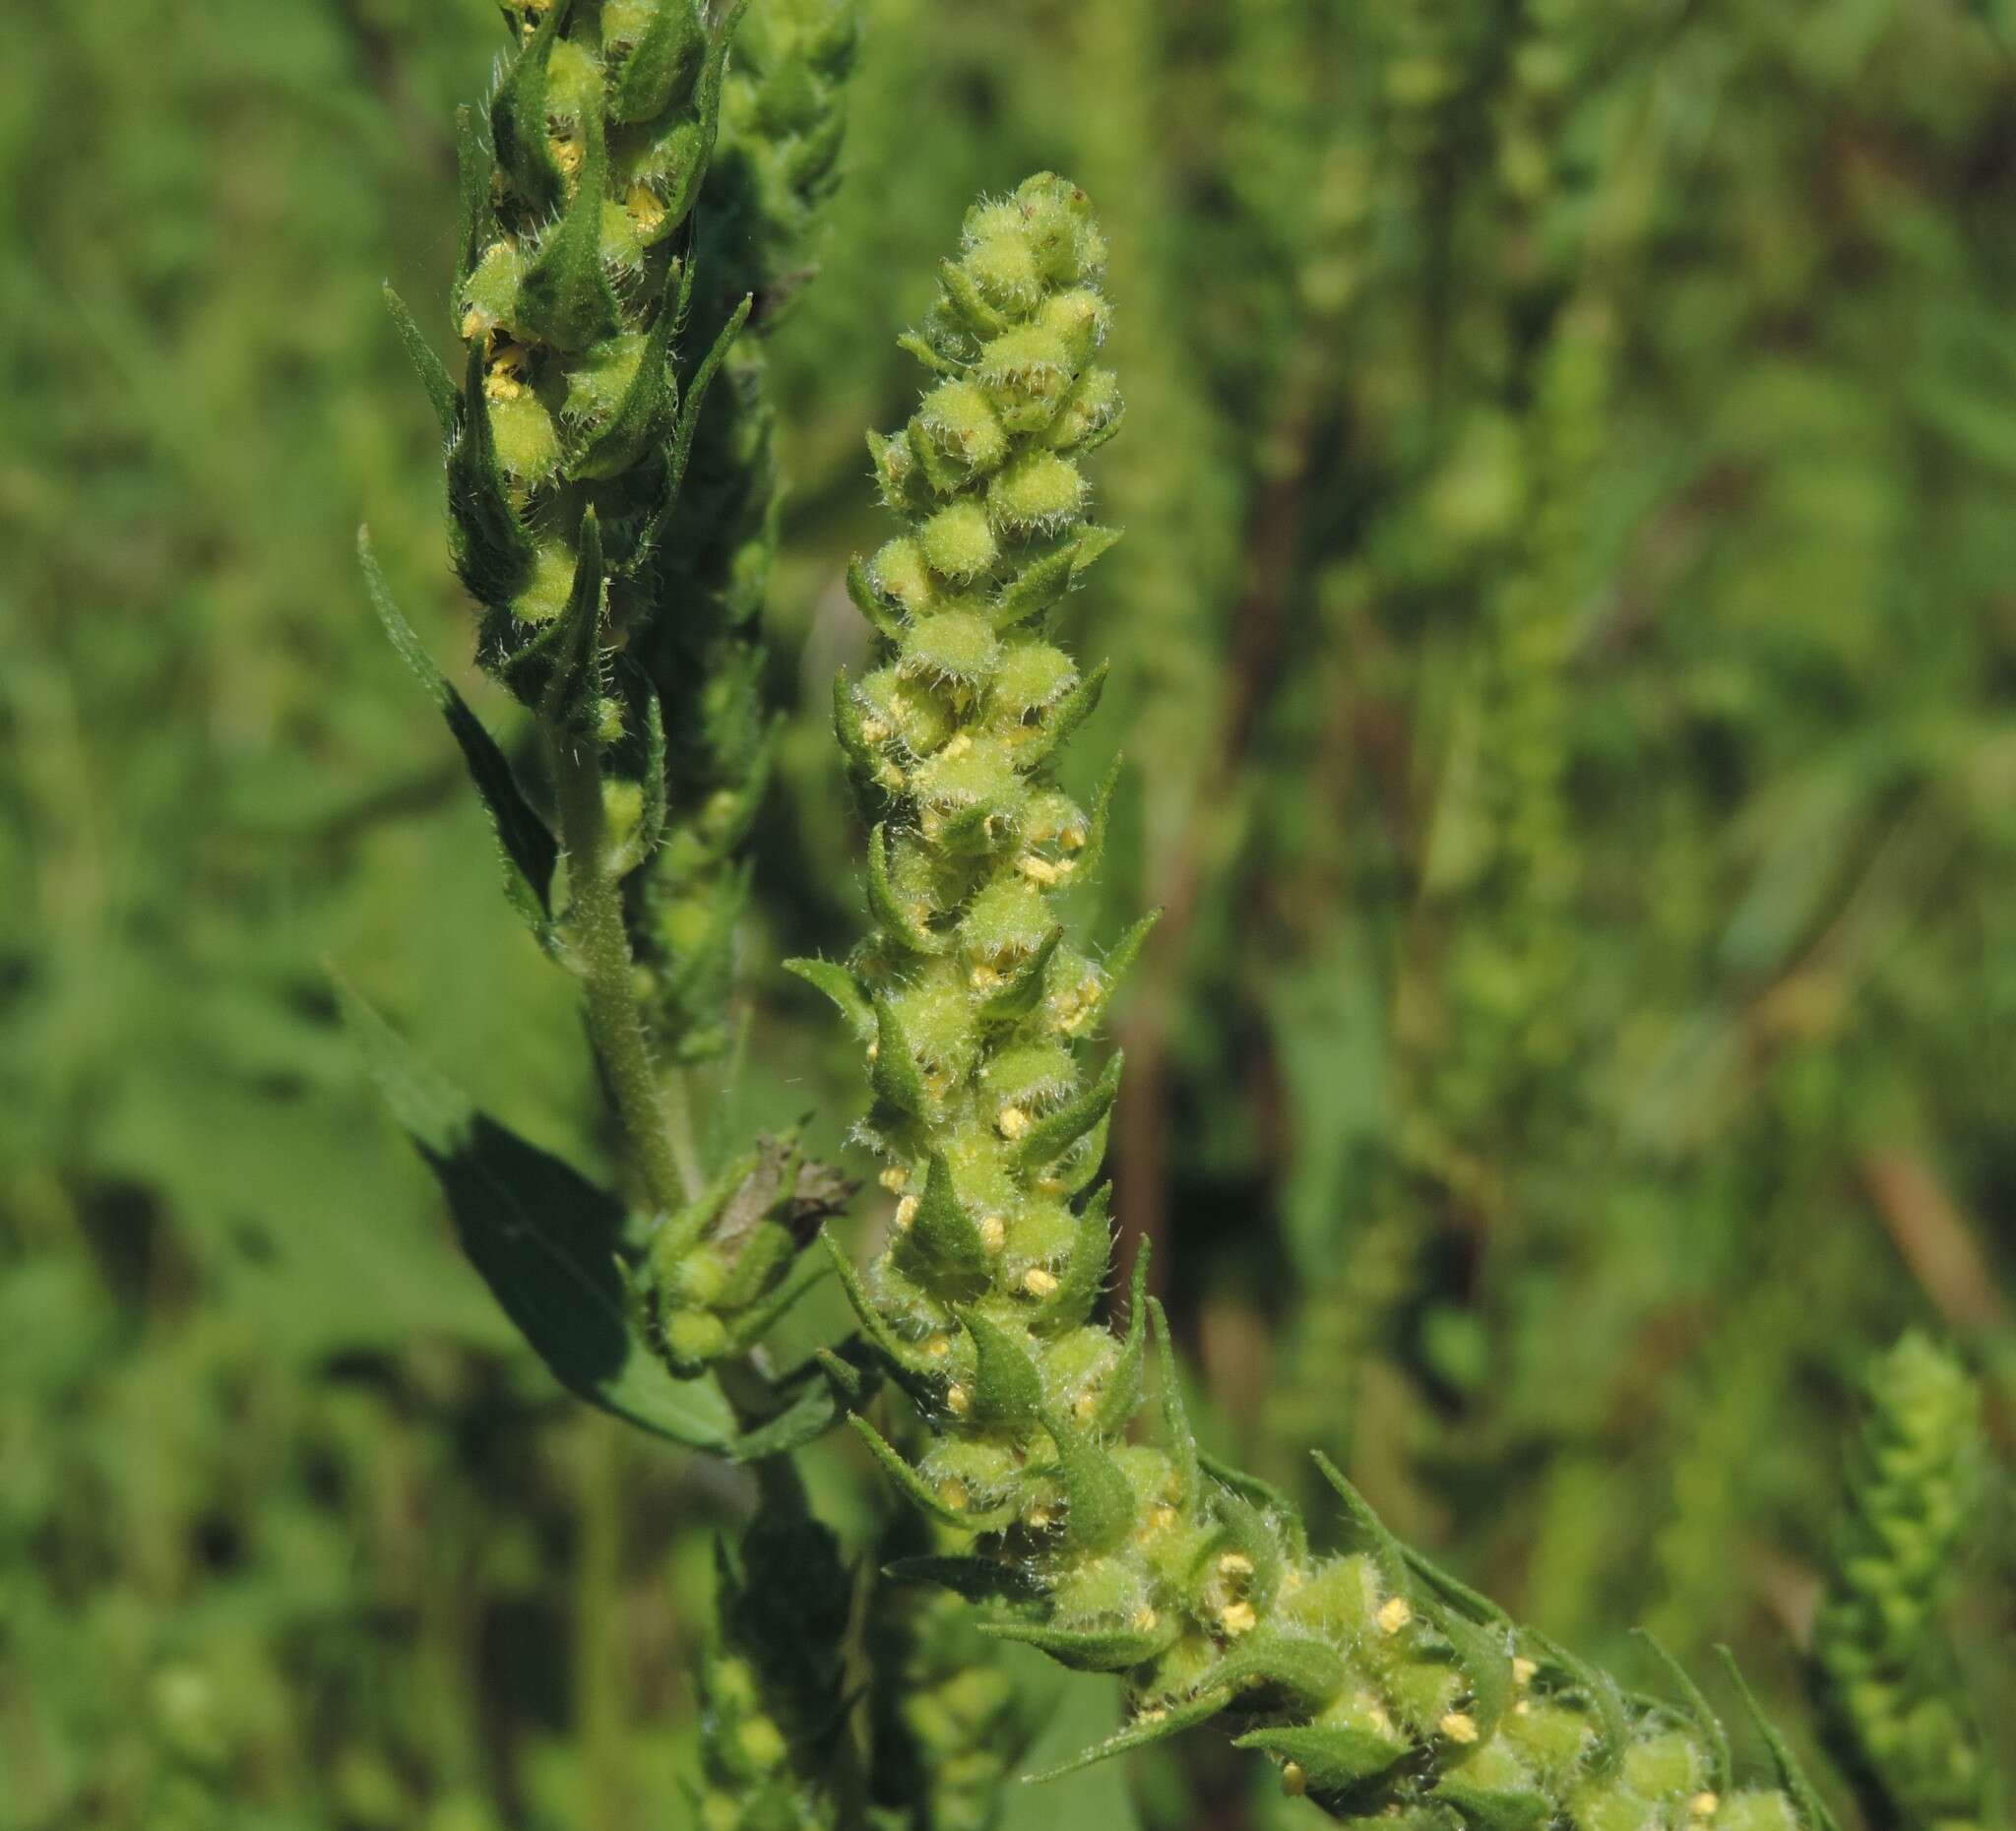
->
[460,307,487,340]
[1366,1702,1395,1736]
[1513,1699,1532,1718]
[997,1105,1031,1139]
[1512,1656,1538,1685]
[942,731,974,758]
[866,1038,880,1061]
[1282,1762,1308,1799]
[894,1195,919,1230]
[946,1383,971,1416]
[1036,1175,1067,1196]
[1074,1391,1098,1422]
[860,717,891,744]
[970,964,1002,992]
[1018,856,1063,885]
[1025,1505,1054,1531]
[878,1165,910,1193]
[939,1480,969,1511]
[1130,1608,1158,1632]
[1691,1797,1720,1819]
[1218,1551,1255,1578]
[550,135,583,178]
[1022,1267,1059,1297]
[1376,1597,1413,1636]
[1220,1601,1258,1637]
[979,1215,1006,1251]
[1440,1713,1479,1745]
[1282,1567,1305,1592]
[1061,824,1087,851]
[1137,1707,1167,1726]
[924,1334,952,1358]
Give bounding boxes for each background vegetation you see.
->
[2,1,2012,1827]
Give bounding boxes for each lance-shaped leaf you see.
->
[1208,1633,1351,1712]
[1521,1629,1628,1772]
[819,1231,937,1398]
[490,0,573,212]
[636,294,751,570]
[568,292,681,481]
[869,995,930,1120]
[516,112,621,352]
[834,669,897,810]
[957,1306,1043,1428]
[1023,1691,1228,1783]
[977,925,1061,1026]
[1230,1726,1407,1795]
[1090,1245,1150,1436]
[1029,1184,1111,1336]
[937,257,1012,340]
[1150,1297,1201,1508]
[1040,1403,1133,1553]
[1433,1780,1554,1831]
[1406,1544,1512,1627]
[655,0,752,231]
[1015,1049,1123,1172]
[384,284,457,436]
[994,525,1119,630]
[1313,1450,1413,1600]
[536,510,609,734]
[1072,760,1125,883]
[338,979,732,1449]
[724,1374,839,1463]
[359,531,558,948]
[1630,1629,1732,1792]
[455,104,493,289]
[884,1553,1040,1606]
[606,0,705,122]
[850,1415,1014,1530]
[1430,1607,1515,1742]
[1017,661,1107,773]
[784,957,874,1042]
[1050,1111,1115,1200]
[865,823,946,955]
[447,347,536,607]
[981,1614,1175,1674]
[1718,1649,1842,1831]
[846,555,905,643]
[1200,1474,1286,1613]
[900,1153,991,1303]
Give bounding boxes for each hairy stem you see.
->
[551,726,700,1211]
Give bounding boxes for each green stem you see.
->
[549,727,699,1211]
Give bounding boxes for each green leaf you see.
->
[490,0,573,211]
[337,979,733,1449]
[978,926,1063,1026]
[1630,1629,1731,1792]
[1015,1050,1123,1172]
[1023,1692,1228,1783]
[958,1305,1044,1427]
[1432,1607,1514,1741]
[358,530,558,948]
[884,1553,1041,1606]
[981,1615,1172,1674]
[535,509,610,733]
[455,103,494,288]
[1208,1633,1350,1711]
[1041,1403,1133,1553]
[870,994,931,1120]
[383,284,457,437]
[1019,661,1108,772]
[904,1153,990,1301]
[847,554,906,643]
[1149,1297,1200,1508]
[850,1415,1013,1530]
[866,822,947,955]
[1090,1245,1149,1436]
[1230,1726,1406,1794]
[1522,1629,1628,1772]
[1202,1478,1285,1611]
[784,957,874,1041]
[1434,1781,1554,1831]
[606,0,705,122]
[820,1229,937,1393]
[724,1376,838,1462]
[568,292,681,481]
[1718,1648,1842,1831]
[447,346,537,607]
[635,295,753,574]
[1031,1184,1110,1336]
[516,112,621,351]
[1199,1452,1307,1558]
[1072,759,1125,882]
[1312,1450,1412,1600]
[656,0,753,229]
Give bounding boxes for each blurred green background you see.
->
[3,0,2013,1826]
